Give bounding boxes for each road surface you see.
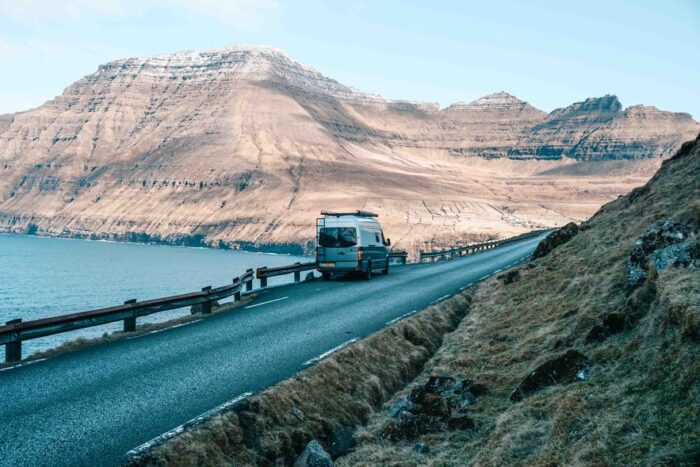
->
[0,234,545,466]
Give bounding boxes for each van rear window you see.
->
[319,227,357,247]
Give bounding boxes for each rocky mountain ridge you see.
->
[0,45,697,252]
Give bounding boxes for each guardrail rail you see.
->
[0,269,255,364]
[418,229,550,262]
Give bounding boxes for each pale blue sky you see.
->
[0,0,698,118]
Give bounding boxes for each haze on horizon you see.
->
[0,0,698,118]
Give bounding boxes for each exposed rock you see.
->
[510,350,592,402]
[293,440,333,467]
[627,221,695,289]
[327,427,356,459]
[414,442,430,454]
[304,272,316,282]
[383,374,482,439]
[1,46,697,252]
[386,396,417,418]
[291,406,305,421]
[532,223,579,259]
[653,242,700,273]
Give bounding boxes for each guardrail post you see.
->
[260,276,268,288]
[246,269,253,291]
[234,290,241,301]
[123,299,137,332]
[293,262,301,283]
[5,318,22,363]
[201,286,213,314]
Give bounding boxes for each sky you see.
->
[0,0,698,118]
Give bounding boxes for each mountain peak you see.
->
[471,91,526,106]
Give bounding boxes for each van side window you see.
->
[375,233,380,243]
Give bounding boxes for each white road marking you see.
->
[127,392,253,458]
[494,268,503,273]
[304,338,358,366]
[244,296,289,309]
[431,294,450,305]
[459,282,474,291]
[0,358,47,372]
[478,275,489,281]
[386,309,419,325]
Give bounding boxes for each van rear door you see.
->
[318,227,338,264]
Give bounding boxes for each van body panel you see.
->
[316,213,389,275]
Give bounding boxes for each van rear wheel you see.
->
[322,272,331,281]
[364,262,372,280]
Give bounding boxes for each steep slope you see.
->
[0,46,697,252]
[341,134,700,465]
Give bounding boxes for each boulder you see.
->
[293,440,333,467]
[510,350,592,402]
[304,272,316,282]
[531,222,579,259]
[327,427,356,459]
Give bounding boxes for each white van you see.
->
[315,210,391,280]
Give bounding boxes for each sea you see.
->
[0,234,311,356]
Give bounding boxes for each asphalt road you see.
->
[0,234,546,466]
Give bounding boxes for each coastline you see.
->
[0,225,311,256]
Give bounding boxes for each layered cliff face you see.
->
[0,45,697,252]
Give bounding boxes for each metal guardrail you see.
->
[0,269,255,364]
[256,262,316,288]
[388,250,408,264]
[418,229,549,263]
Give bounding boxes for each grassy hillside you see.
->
[340,134,700,465]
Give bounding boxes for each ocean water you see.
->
[0,234,311,356]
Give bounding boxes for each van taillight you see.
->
[357,246,363,261]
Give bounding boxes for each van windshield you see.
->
[319,227,357,248]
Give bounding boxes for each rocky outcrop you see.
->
[383,374,483,440]
[531,222,579,259]
[293,440,333,467]
[627,220,696,289]
[510,350,592,402]
[0,45,697,252]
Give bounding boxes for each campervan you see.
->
[315,210,390,280]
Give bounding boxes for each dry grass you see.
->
[340,136,700,466]
[129,293,473,466]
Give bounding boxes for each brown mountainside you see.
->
[0,45,697,253]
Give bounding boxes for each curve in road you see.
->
[0,234,546,466]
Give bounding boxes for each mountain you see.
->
[0,45,697,252]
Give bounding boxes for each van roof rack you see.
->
[320,210,378,218]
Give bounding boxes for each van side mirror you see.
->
[386,238,391,246]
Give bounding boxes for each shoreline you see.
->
[0,227,311,257]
